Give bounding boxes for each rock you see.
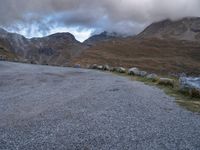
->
[89,64,98,69]
[97,65,103,70]
[109,67,115,72]
[179,77,200,97]
[158,78,174,87]
[103,65,110,71]
[113,67,126,73]
[128,67,147,77]
[146,73,159,82]
[128,67,140,75]
[74,64,81,68]
[139,71,148,77]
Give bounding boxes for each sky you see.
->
[0,0,200,42]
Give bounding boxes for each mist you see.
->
[0,0,200,39]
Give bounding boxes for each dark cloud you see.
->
[0,0,200,36]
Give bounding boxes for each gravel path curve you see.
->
[0,61,200,150]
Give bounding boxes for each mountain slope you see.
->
[0,29,86,65]
[137,17,200,41]
[72,18,200,75]
[84,31,122,46]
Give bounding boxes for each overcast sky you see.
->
[0,0,200,41]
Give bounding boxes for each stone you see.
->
[128,67,147,77]
[139,71,148,77]
[89,64,98,69]
[114,67,126,73]
[146,73,159,82]
[128,67,140,75]
[97,65,103,70]
[179,77,200,97]
[103,65,110,71]
[158,78,174,87]
[74,64,81,68]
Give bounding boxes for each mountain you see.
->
[72,17,200,75]
[0,29,29,56]
[84,31,122,46]
[27,33,85,65]
[137,17,200,41]
[1,17,200,75]
[0,29,86,65]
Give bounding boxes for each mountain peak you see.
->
[84,31,122,46]
[137,17,200,41]
[48,32,75,39]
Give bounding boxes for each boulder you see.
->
[128,67,140,75]
[139,71,148,77]
[128,67,147,77]
[97,65,103,70]
[158,78,174,87]
[113,67,126,73]
[103,65,110,71]
[74,64,81,68]
[179,77,200,97]
[146,73,159,82]
[89,64,98,69]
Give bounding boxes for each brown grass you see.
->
[72,38,200,76]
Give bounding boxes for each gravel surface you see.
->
[0,61,200,150]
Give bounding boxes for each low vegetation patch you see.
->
[113,72,200,113]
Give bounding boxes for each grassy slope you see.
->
[72,38,200,75]
[0,45,17,59]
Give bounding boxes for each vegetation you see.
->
[113,72,200,113]
[0,46,17,59]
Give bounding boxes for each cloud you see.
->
[0,0,200,38]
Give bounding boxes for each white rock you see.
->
[128,67,140,75]
[146,73,159,81]
[97,65,103,70]
[114,67,126,73]
[103,65,110,71]
[179,77,200,97]
[128,67,147,77]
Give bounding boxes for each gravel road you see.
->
[0,61,200,150]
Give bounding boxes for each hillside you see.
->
[137,17,200,41]
[71,17,200,75]
[84,31,122,46]
[0,29,86,65]
[72,37,200,75]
